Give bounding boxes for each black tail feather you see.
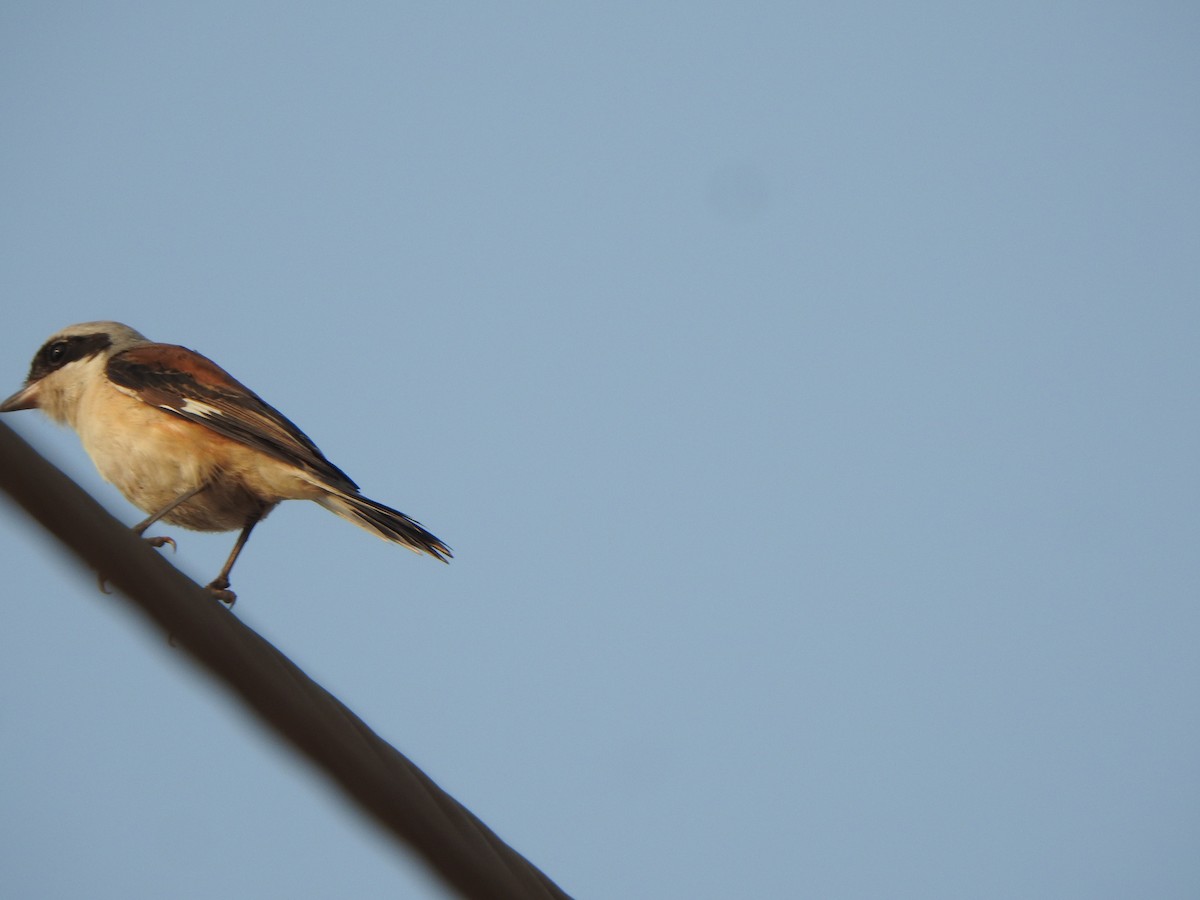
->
[318,491,451,562]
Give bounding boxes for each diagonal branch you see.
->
[0,421,572,900]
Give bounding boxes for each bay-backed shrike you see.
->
[1,322,450,604]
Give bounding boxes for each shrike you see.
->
[1,322,450,603]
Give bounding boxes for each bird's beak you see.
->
[0,382,40,412]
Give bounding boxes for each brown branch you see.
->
[0,421,572,900]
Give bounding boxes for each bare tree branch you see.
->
[0,421,573,900]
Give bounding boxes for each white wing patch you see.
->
[177,397,224,419]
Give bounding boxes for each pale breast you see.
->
[74,383,321,532]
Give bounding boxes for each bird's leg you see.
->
[132,484,208,551]
[205,507,265,607]
[97,484,209,594]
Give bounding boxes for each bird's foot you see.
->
[141,534,176,552]
[96,534,178,594]
[205,578,237,608]
[96,535,177,592]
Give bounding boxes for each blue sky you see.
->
[1,4,1198,898]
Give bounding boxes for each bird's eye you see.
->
[47,341,69,367]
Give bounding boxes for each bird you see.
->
[0,322,450,604]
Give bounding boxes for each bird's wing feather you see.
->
[106,344,358,490]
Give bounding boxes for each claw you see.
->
[205,580,237,608]
[95,535,177,595]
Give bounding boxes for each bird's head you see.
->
[1,322,148,426]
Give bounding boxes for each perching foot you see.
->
[205,578,237,608]
[97,533,178,594]
[142,535,176,552]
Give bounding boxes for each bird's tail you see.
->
[317,490,452,562]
